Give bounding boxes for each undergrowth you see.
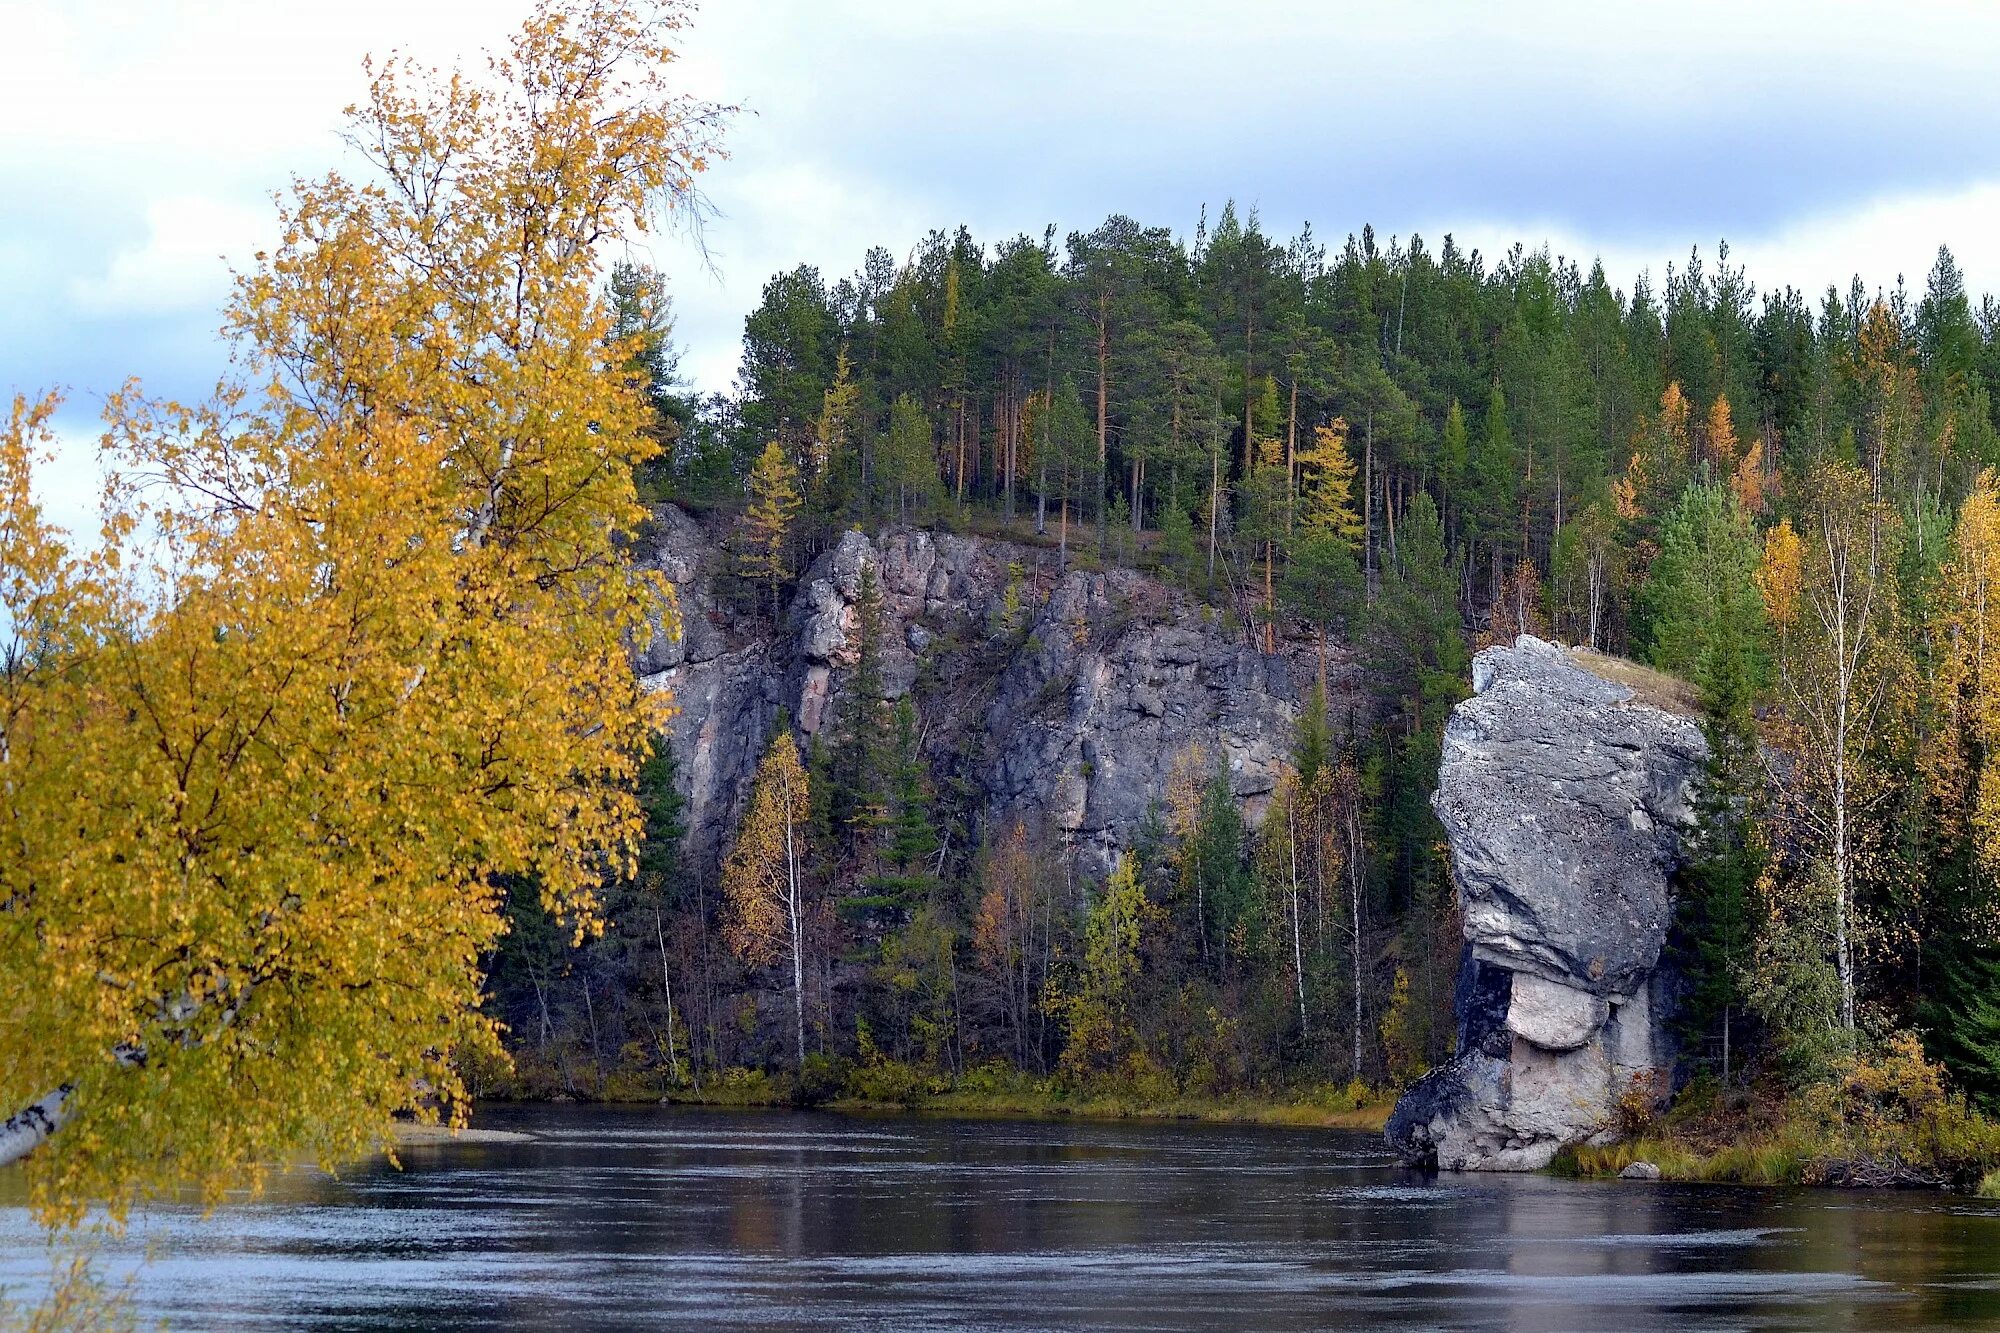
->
[1567,1034,2000,1189]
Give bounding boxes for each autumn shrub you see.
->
[1575,1033,2000,1187]
[846,1056,929,1107]
[794,1053,850,1107]
[1615,1069,1672,1137]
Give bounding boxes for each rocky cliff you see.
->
[1385,636,1709,1171]
[635,507,1355,881]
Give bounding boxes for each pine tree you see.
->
[635,733,687,891]
[607,259,686,499]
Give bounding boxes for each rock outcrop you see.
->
[638,506,1350,880]
[1386,636,1708,1171]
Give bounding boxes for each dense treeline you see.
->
[493,211,2000,1117]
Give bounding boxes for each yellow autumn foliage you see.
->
[1296,420,1363,544]
[0,0,728,1225]
[1757,517,1804,629]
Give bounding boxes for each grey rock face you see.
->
[640,506,1350,883]
[980,572,1306,873]
[1387,636,1707,1171]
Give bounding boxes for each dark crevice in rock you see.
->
[1388,636,1707,1171]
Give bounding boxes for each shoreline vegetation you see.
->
[1556,1039,2000,1196]
[464,1039,2000,1194]
[473,1061,1395,1134]
[445,1075,2000,1197]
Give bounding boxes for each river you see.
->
[4,1105,1999,1330]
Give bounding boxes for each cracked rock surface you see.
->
[636,506,1354,881]
[1387,636,1707,1171]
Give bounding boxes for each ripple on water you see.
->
[2,1112,1995,1331]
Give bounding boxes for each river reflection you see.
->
[4,1104,2000,1329]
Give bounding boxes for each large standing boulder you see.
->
[1386,636,1708,1170]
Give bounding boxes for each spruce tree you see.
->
[882,698,941,896]
[832,564,892,860]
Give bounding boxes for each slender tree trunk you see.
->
[581,973,600,1073]
[1722,1005,1732,1084]
[1834,681,1854,1032]
[1208,427,1220,585]
[1286,377,1299,501]
[0,1089,71,1169]
[955,397,967,505]
[1097,293,1110,547]
[1242,313,1256,474]
[1384,469,1398,562]
[655,908,678,1084]
[1004,378,1016,522]
[1288,801,1308,1038]
[1346,799,1366,1083]
[783,773,806,1072]
[1363,410,1375,593]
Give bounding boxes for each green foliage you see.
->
[635,733,687,892]
[831,565,892,852]
[1924,946,2000,1112]
[1157,501,1198,587]
[1056,858,1154,1081]
[1640,483,1767,717]
[1747,864,1851,1083]
[607,259,690,502]
[512,195,2000,1127]
[883,699,940,877]
[880,393,938,524]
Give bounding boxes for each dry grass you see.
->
[867,1088,1394,1132]
[1567,646,1702,717]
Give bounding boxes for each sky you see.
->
[8,0,2000,533]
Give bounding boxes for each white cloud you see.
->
[1451,178,2000,310]
[69,195,272,317]
[24,415,107,546]
[10,0,2000,410]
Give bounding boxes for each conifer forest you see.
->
[491,214,2000,1126]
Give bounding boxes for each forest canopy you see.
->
[578,204,2000,1124]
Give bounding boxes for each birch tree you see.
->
[1,0,729,1223]
[722,729,815,1070]
[1758,462,1902,1032]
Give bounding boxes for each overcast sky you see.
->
[8,0,2000,529]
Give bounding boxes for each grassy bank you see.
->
[1556,1038,2000,1191]
[489,1055,1393,1132]
[826,1085,1393,1131]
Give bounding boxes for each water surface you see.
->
[5,1104,2000,1329]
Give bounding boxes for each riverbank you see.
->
[825,1087,1392,1131]
[1554,1045,2000,1194]
[484,1059,1394,1133]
